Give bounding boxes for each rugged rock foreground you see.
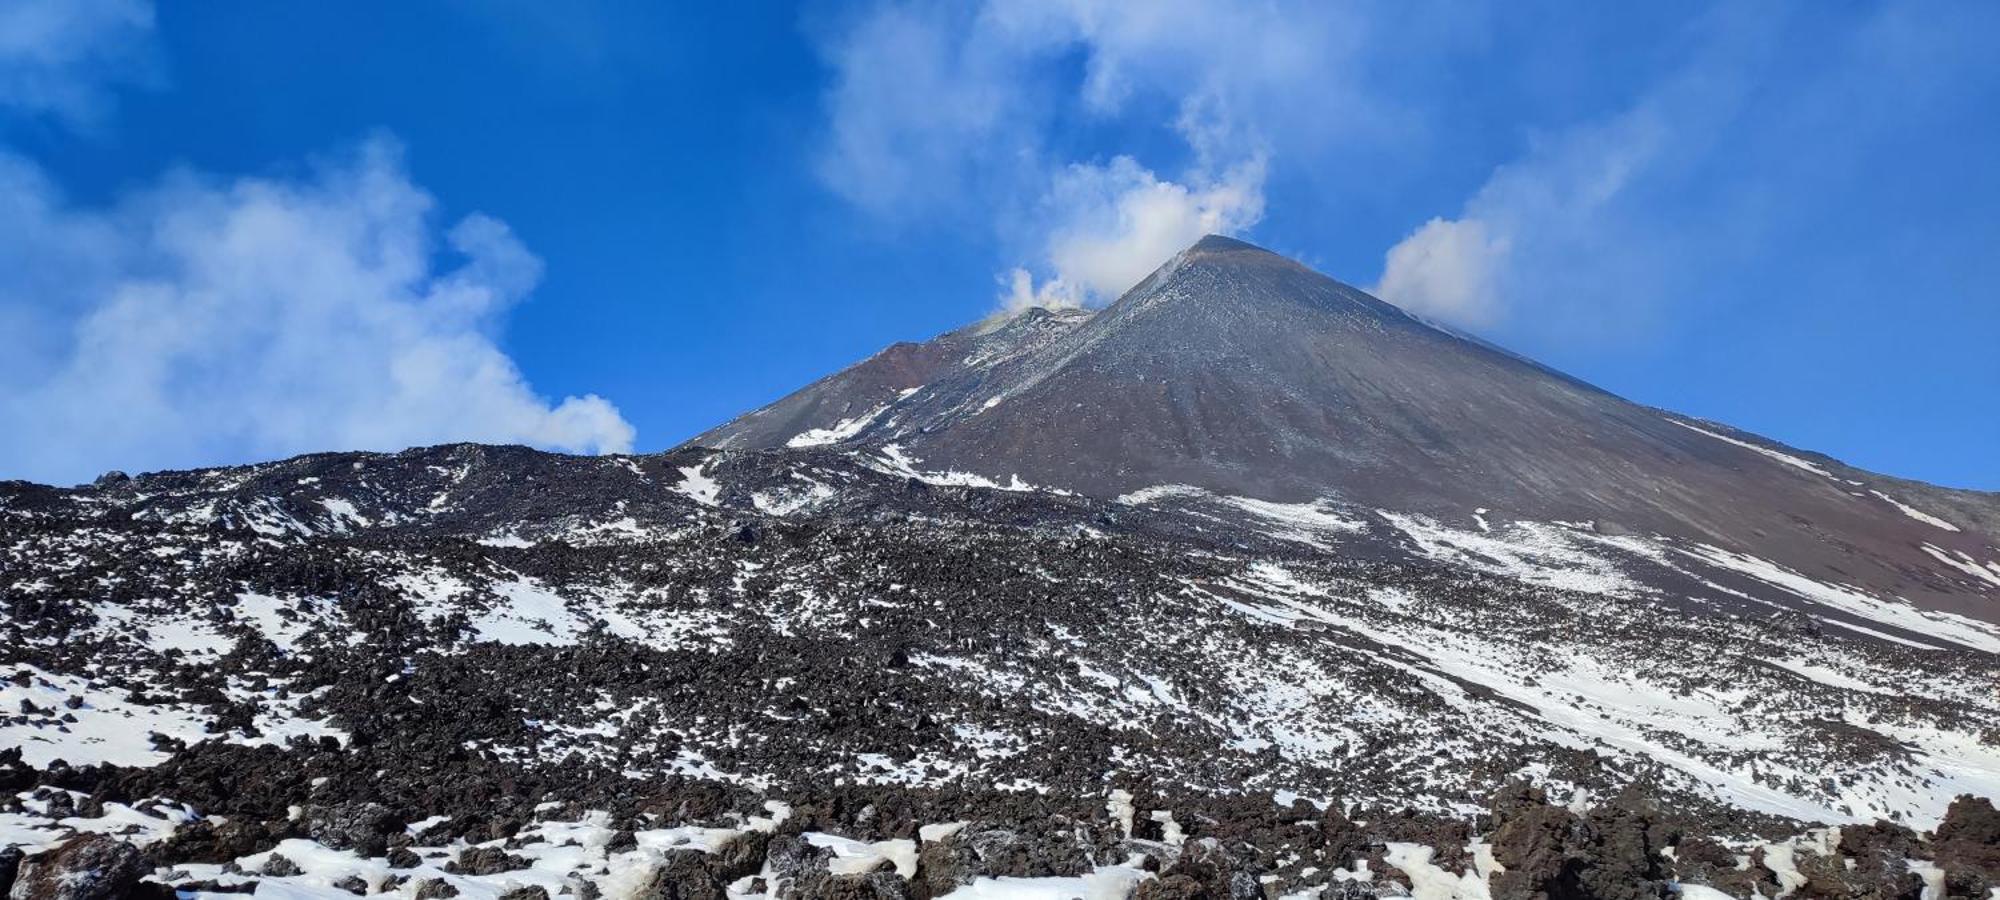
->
[2,442,1997,897]
[5,759,1999,899]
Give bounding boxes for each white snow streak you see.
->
[1868,490,1961,532]
[1670,420,1834,478]
[787,404,890,447]
[1684,544,2000,654]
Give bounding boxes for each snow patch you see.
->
[932,866,1152,900]
[1868,490,1960,532]
[1382,842,1489,899]
[1671,420,1834,478]
[1381,514,1639,596]
[473,577,587,646]
[0,666,212,767]
[753,477,838,516]
[788,405,890,447]
[317,497,371,531]
[866,445,1048,493]
[677,462,722,507]
[1116,484,1364,547]
[806,832,919,878]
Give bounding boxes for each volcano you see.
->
[2,236,1998,898]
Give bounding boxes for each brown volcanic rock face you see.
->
[692,235,2000,623]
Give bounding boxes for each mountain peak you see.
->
[1173,233,1314,283]
[1184,234,1301,265]
[1188,233,1264,253]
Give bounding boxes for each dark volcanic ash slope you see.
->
[693,236,2000,625]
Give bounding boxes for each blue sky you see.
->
[1,1,1995,489]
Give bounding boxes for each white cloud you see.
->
[0,138,634,485]
[0,0,156,124]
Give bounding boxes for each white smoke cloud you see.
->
[1371,6,1778,334]
[1373,216,1509,327]
[0,0,156,124]
[997,267,1081,314]
[1033,154,1265,304]
[813,3,1037,221]
[994,155,1267,311]
[1371,104,1669,330]
[0,139,635,485]
[814,0,1408,311]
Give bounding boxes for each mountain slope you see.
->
[694,235,2000,624]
